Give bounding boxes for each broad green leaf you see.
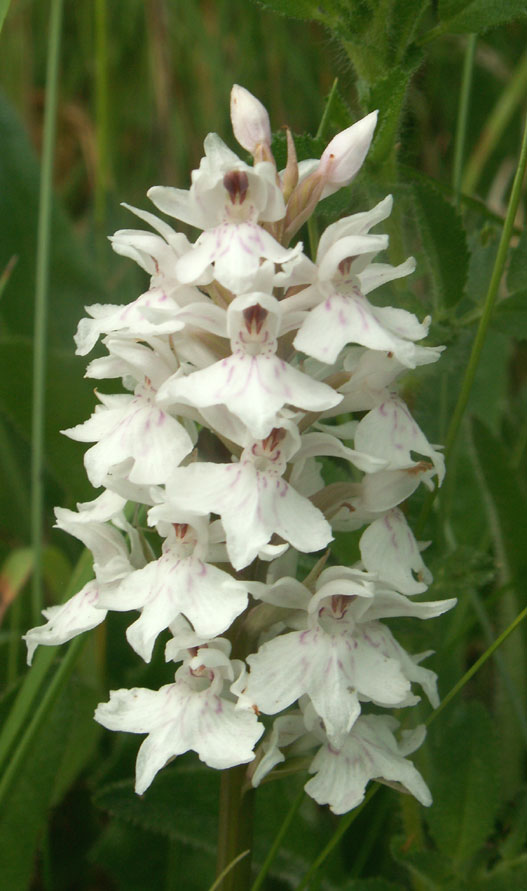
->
[0,546,32,622]
[0,94,104,348]
[0,336,94,499]
[506,228,527,292]
[439,0,527,33]
[249,0,327,20]
[412,181,469,308]
[94,759,219,851]
[426,701,499,865]
[339,880,407,891]
[0,0,11,33]
[0,681,94,890]
[493,289,527,338]
[470,417,527,581]
[391,840,453,886]
[473,855,527,890]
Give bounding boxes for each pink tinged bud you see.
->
[231,84,272,153]
[318,110,378,190]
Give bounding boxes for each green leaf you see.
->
[506,228,527,292]
[391,840,453,886]
[0,336,94,499]
[473,855,527,890]
[339,880,407,891]
[413,180,469,308]
[426,701,499,866]
[470,417,527,581]
[493,290,527,338]
[0,93,105,349]
[0,0,11,33]
[439,0,527,33]
[0,683,90,890]
[249,0,327,21]
[94,759,219,851]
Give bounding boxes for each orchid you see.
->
[24,85,453,847]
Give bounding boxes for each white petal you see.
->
[360,509,432,594]
[23,581,106,664]
[305,714,431,814]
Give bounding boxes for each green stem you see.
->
[452,35,477,205]
[463,51,527,196]
[445,112,527,461]
[296,786,378,890]
[418,109,527,534]
[31,0,64,625]
[250,783,304,891]
[216,764,255,890]
[94,0,109,233]
[0,549,93,774]
[426,605,527,728]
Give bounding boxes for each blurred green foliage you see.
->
[1,0,527,888]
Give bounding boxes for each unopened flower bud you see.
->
[231,84,272,155]
[317,110,378,196]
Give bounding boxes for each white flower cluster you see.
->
[25,86,455,813]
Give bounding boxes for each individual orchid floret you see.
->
[244,567,446,744]
[305,714,432,814]
[94,640,263,795]
[99,517,249,662]
[147,134,297,292]
[292,218,423,367]
[359,508,433,594]
[157,292,342,438]
[152,426,333,570]
[63,383,194,489]
[230,84,272,161]
[354,396,445,485]
[23,580,106,665]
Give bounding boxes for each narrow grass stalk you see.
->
[296,787,378,890]
[251,783,304,891]
[208,851,250,891]
[94,0,109,232]
[452,34,477,205]
[0,549,93,773]
[444,111,527,461]
[418,110,527,534]
[0,635,85,809]
[426,604,527,728]
[31,0,64,624]
[463,51,527,196]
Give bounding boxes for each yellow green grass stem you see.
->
[250,783,305,891]
[452,35,477,204]
[31,0,64,624]
[0,634,86,810]
[463,51,527,196]
[0,549,93,775]
[444,111,527,462]
[419,107,527,534]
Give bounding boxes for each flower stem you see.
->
[216,764,255,890]
[31,0,63,624]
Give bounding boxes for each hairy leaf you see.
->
[439,0,527,33]
[413,180,469,308]
[426,701,499,865]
